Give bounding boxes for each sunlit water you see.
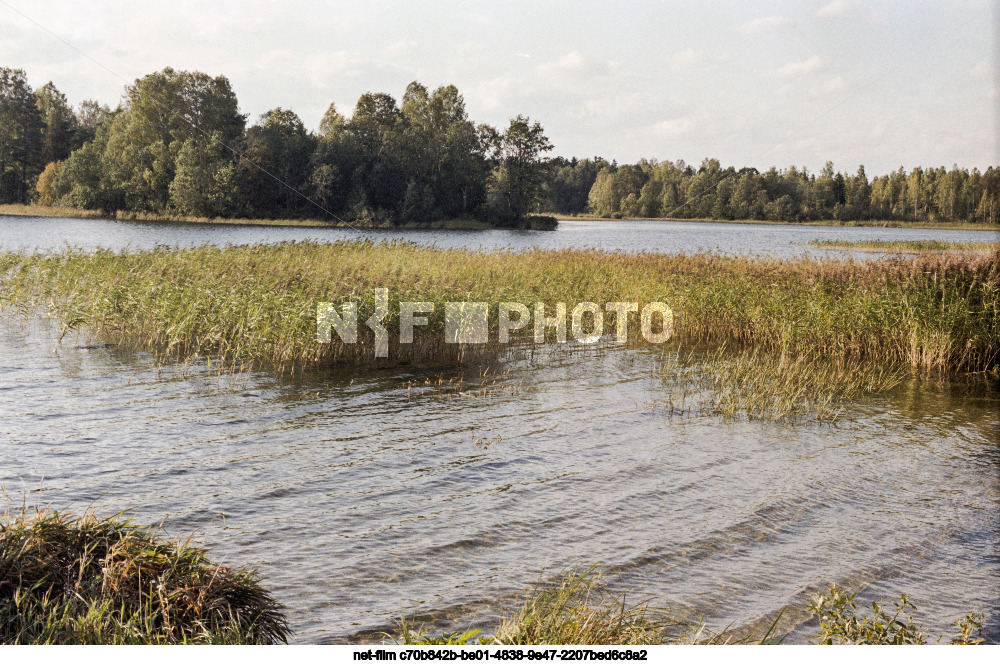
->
[1,216,999,643]
[1,317,997,643]
[1,214,998,258]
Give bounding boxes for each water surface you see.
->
[2,318,997,643]
[2,214,997,258]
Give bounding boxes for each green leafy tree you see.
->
[33,82,78,166]
[239,108,316,217]
[483,115,553,225]
[169,134,238,217]
[0,67,44,203]
[102,68,245,211]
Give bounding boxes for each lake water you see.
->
[1,214,998,258]
[1,215,998,643]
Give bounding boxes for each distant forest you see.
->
[540,157,1000,225]
[2,65,998,226]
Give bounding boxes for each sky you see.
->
[1,0,996,175]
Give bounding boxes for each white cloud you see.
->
[467,77,516,111]
[740,16,789,34]
[817,0,856,18]
[386,40,417,56]
[811,75,847,96]
[651,117,695,138]
[537,50,612,79]
[300,50,361,88]
[969,60,992,78]
[778,56,825,77]
[668,49,730,71]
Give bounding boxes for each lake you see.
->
[1,214,997,257]
[1,215,998,643]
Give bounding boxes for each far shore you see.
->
[4,203,997,233]
[552,213,1000,232]
[0,204,508,231]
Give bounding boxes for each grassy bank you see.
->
[0,203,335,227]
[0,204,556,231]
[809,239,1000,254]
[0,242,997,375]
[554,213,1000,232]
[0,509,288,644]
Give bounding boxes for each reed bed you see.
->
[0,509,289,644]
[0,242,997,375]
[657,345,909,421]
[809,239,1000,254]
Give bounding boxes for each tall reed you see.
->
[1,242,996,374]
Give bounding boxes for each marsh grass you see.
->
[488,568,685,645]
[0,508,289,644]
[398,567,782,646]
[398,567,690,646]
[809,239,1000,254]
[657,345,908,421]
[0,242,997,376]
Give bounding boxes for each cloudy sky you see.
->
[2,0,996,174]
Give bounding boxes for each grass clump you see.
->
[488,568,683,645]
[398,567,781,646]
[807,584,985,645]
[809,239,1000,254]
[0,508,289,644]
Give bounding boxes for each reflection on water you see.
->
[1,317,997,643]
[2,214,998,259]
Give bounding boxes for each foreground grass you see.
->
[398,567,764,645]
[399,570,985,645]
[556,213,1000,232]
[809,239,1000,254]
[0,242,997,375]
[0,509,289,644]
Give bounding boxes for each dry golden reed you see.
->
[1,242,997,374]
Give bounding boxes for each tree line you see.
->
[1,66,553,227]
[4,65,997,227]
[539,157,1000,224]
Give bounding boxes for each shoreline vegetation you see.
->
[808,238,1000,253]
[3,66,998,231]
[0,203,557,230]
[0,509,289,644]
[399,568,985,646]
[0,510,986,645]
[553,212,1000,232]
[3,67,555,230]
[1,242,996,379]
